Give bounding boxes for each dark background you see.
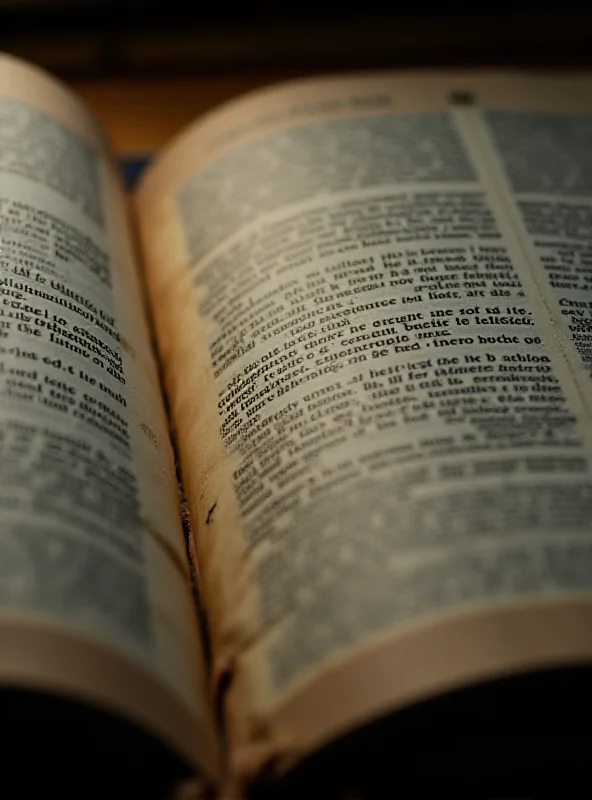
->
[0,0,591,79]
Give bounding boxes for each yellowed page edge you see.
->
[0,52,218,779]
[136,70,592,781]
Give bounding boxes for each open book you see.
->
[1,52,592,793]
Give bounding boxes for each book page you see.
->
[0,54,217,777]
[136,71,592,779]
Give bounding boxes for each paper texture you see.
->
[136,71,592,777]
[0,53,217,777]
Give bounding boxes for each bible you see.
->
[1,53,592,794]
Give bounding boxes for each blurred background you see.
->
[1,0,592,77]
[1,0,591,158]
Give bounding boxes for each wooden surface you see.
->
[72,74,304,154]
